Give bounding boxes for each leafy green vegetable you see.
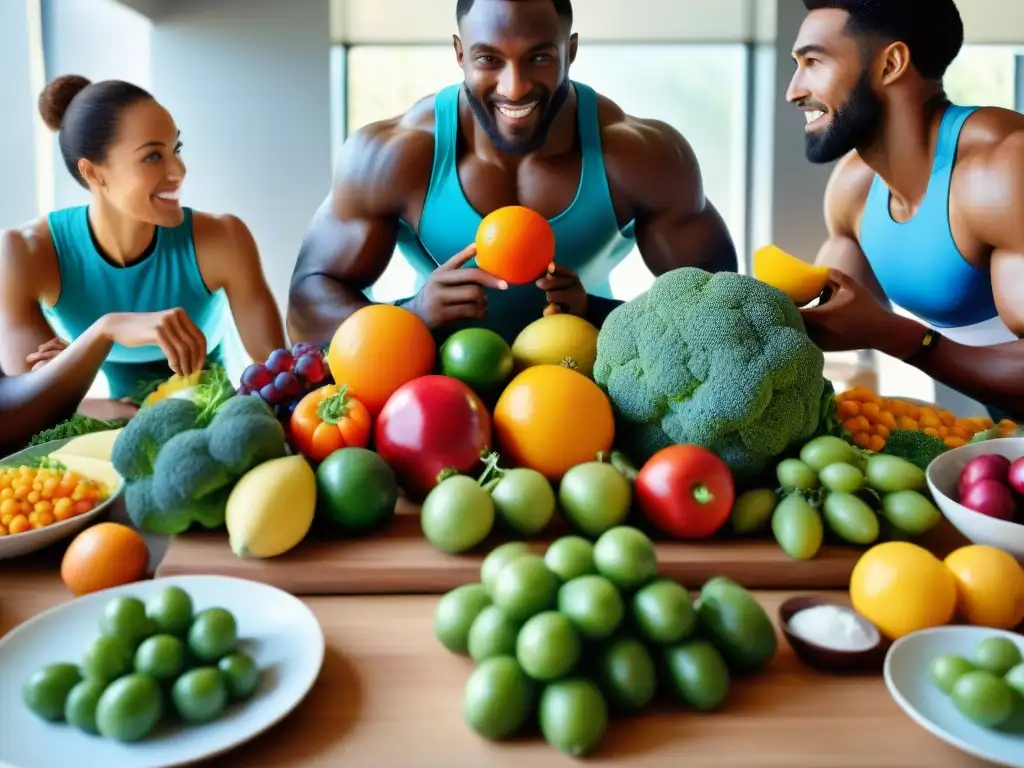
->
[27,414,128,448]
[593,267,828,482]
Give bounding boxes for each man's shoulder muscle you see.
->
[332,95,438,219]
[823,151,875,239]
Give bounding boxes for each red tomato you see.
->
[634,445,734,539]
[290,384,372,463]
[374,375,492,501]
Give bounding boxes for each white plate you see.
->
[0,575,325,768]
[0,438,124,561]
[884,625,1024,767]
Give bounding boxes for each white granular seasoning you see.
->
[788,604,877,651]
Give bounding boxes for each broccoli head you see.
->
[206,397,288,474]
[881,429,948,470]
[593,267,826,481]
[111,398,200,480]
[151,429,235,512]
[124,476,193,535]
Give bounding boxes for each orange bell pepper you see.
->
[289,384,372,463]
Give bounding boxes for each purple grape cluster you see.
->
[237,342,330,420]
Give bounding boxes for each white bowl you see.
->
[926,437,1024,562]
[0,438,125,560]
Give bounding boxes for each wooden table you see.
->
[0,552,990,766]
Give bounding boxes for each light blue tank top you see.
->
[393,80,636,343]
[860,104,1015,348]
[42,206,227,398]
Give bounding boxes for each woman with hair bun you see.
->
[0,75,286,400]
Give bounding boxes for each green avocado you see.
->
[695,577,777,673]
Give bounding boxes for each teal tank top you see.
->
[393,80,636,342]
[41,206,227,399]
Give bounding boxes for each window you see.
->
[943,45,1022,110]
[342,44,749,303]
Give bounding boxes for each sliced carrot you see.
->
[852,432,872,449]
[944,436,967,448]
[867,434,886,452]
[860,402,881,419]
[837,400,861,417]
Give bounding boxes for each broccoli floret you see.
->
[207,411,288,475]
[210,394,277,423]
[124,476,193,535]
[881,429,948,470]
[179,485,233,530]
[151,429,234,512]
[111,399,200,480]
[594,268,826,482]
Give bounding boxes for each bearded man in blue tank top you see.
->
[787,0,1023,421]
[287,0,738,346]
[0,75,287,401]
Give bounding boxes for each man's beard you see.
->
[805,70,884,164]
[463,77,572,156]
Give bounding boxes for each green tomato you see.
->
[776,459,819,492]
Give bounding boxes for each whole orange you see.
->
[493,363,614,481]
[61,522,149,596]
[476,206,556,284]
[327,304,436,416]
[943,545,1024,629]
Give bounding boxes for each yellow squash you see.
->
[752,245,829,306]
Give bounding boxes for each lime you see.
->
[516,611,582,681]
[316,447,399,534]
[463,656,534,740]
[22,662,82,721]
[491,554,559,622]
[188,608,238,663]
[468,605,521,662]
[631,579,695,645]
[1005,663,1024,698]
[421,476,495,554]
[135,634,186,681]
[972,637,1023,676]
[558,462,632,538]
[82,634,133,682]
[434,583,492,654]
[662,639,731,711]
[481,542,531,597]
[172,667,229,724]
[64,678,107,734]
[218,652,260,701]
[538,678,608,757]
[95,673,164,742]
[491,469,557,535]
[596,638,657,713]
[544,536,595,582]
[951,670,1015,727]
[146,586,193,637]
[100,596,156,647]
[593,527,658,591]
[929,655,975,695]
[440,328,514,395]
[557,575,624,641]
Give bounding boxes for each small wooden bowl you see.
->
[778,595,889,674]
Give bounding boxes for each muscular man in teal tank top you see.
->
[785,0,1023,420]
[0,75,286,400]
[288,0,738,347]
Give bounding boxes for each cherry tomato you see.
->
[634,445,735,539]
[289,384,372,463]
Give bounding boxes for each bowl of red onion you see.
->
[925,438,1024,561]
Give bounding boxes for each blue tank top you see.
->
[41,206,227,398]
[393,80,636,342]
[860,104,1016,348]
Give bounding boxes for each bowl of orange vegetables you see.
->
[0,439,124,561]
[835,386,1017,452]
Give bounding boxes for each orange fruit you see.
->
[61,522,149,596]
[752,245,829,306]
[475,206,555,285]
[327,304,436,416]
[849,541,957,640]
[493,363,614,481]
[943,545,1024,630]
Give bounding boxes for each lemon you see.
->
[511,315,599,379]
[226,455,317,558]
[943,545,1024,630]
[849,541,957,640]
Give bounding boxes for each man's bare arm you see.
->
[605,117,737,276]
[286,121,433,346]
[813,152,889,303]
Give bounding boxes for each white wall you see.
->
[41,0,152,211]
[0,0,43,228]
